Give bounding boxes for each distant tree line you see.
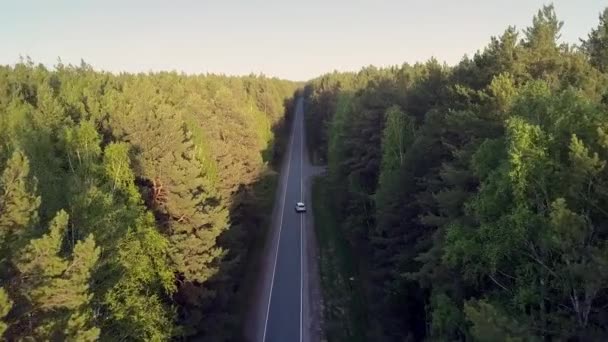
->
[305,5,608,340]
[0,60,296,340]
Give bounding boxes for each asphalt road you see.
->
[261,97,310,342]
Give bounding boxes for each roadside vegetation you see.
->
[312,176,366,342]
[0,61,296,340]
[305,5,608,341]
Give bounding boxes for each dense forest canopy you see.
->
[2,3,608,342]
[304,5,608,341]
[0,59,296,340]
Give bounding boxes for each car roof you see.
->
[297,202,305,205]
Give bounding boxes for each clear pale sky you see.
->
[1,0,605,81]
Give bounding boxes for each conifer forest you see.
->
[2,3,608,342]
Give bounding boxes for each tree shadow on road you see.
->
[184,94,298,341]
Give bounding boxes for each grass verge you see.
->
[312,176,366,342]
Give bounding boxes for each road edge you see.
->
[304,170,326,342]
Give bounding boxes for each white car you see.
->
[295,202,306,213]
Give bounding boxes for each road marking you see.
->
[299,99,304,342]
[300,212,304,342]
[300,100,303,201]
[262,98,297,342]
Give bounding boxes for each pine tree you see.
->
[108,86,228,334]
[523,4,563,52]
[117,106,227,283]
[581,8,608,72]
[0,58,296,339]
[13,210,100,341]
[0,150,41,260]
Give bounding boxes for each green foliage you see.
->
[488,73,518,112]
[464,299,529,342]
[581,8,608,73]
[430,291,466,340]
[0,288,12,337]
[103,214,176,341]
[0,150,40,259]
[0,60,296,340]
[304,4,608,340]
[312,177,366,342]
[102,142,139,197]
[116,105,228,283]
[14,210,101,341]
[61,120,102,176]
[379,106,415,175]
